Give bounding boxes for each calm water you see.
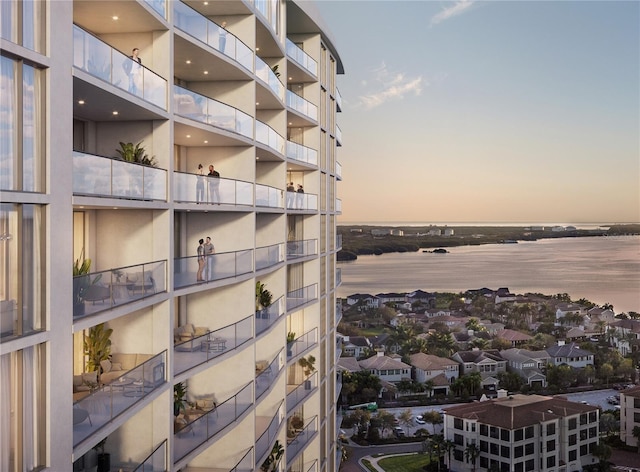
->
[337,236,640,313]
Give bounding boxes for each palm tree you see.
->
[464,443,480,472]
[441,439,455,470]
[632,426,640,453]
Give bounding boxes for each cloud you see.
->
[430,0,476,26]
[357,62,424,110]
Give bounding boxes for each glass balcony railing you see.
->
[286,372,317,413]
[174,85,253,139]
[73,351,167,446]
[255,120,285,155]
[335,88,342,112]
[255,57,285,102]
[286,284,318,312]
[230,448,254,472]
[286,416,318,463]
[286,90,317,121]
[286,39,317,77]
[174,382,253,462]
[255,243,284,272]
[144,0,166,18]
[174,249,253,289]
[336,303,343,325]
[285,191,318,211]
[125,439,166,472]
[174,1,253,71]
[73,151,167,201]
[335,124,342,146]
[286,327,317,361]
[256,349,284,400]
[336,234,343,250]
[73,260,166,320]
[286,141,318,166]
[73,25,167,109]
[336,198,342,213]
[336,373,343,400]
[336,268,342,287]
[174,315,253,376]
[173,171,253,206]
[287,239,318,260]
[255,184,284,209]
[335,161,342,179]
[255,401,284,466]
[256,296,284,337]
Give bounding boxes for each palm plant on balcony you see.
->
[115,141,157,167]
[174,382,188,417]
[286,331,296,357]
[298,355,316,389]
[255,281,273,317]
[73,251,101,317]
[83,323,112,377]
[260,440,284,472]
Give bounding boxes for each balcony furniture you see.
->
[125,273,156,295]
[200,337,226,352]
[73,371,98,402]
[174,323,209,351]
[123,380,149,398]
[255,360,270,375]
[109,282,131,300]
[99,353,153,384]
[174,415,195,436]
[73,407,92,426]
[83,284,113,304]
[192,395,217,414]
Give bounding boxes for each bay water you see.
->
[337,236,640,313]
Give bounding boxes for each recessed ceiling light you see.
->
[113,111,119,115]
[256,156,259,160]
[203,1,208,4]
[112,16,119,20]
[256,102,260,106]
[203,71,208,75]
[78,100,85,105]
[186,60,191,64]
[204,140,208,144]
[186,135,191,138]
[256,47,260,51]
[288,122,292,125]
[289,77,292,80]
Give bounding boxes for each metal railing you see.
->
[132,439,166,471]
[286,371,317,413]
[287,284,318,311]
[173,171,253,206]
[255,56,285,101]
[255,184,284,209]
[286,90,317,121]
[256,120,285,155]
[286,141,318,166]
[73,25,167,109]
[286,327,317,361]
[256,348,284,400]
[255,244,284,271]
[286,39,317,77]
[285,191,318,211]
[287,239,318,260]
[286,416,318,463]
[229,448,254,472]
[255,401,284,465]
[174,249,253,289]
[73,151,167,201]
[256,296,285,337]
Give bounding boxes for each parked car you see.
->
[607,396,619,405]
[415,415,426,425]
[393,426,406,438]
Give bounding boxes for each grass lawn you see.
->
[357,327,388,336]
[377,453,431,472]
[361,459,377,472]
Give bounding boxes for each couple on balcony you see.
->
[196,237,216,282]
[195,164,221,204]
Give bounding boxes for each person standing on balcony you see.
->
[123,47,142,94]
[196,164,205,203]
[296,184,304,209]
[196,239,206,282]
[286,182,295,208]
[208,165,220,204]
[218,21,227,54]
[204,236,216,281]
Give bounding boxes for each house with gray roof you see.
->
[546,342,594,368]
[500,348,550,388]
[358,351,411,383]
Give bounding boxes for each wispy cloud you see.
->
[357,63,424,110]
[430,0,476,26]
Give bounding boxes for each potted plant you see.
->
[83,323,112,378]
[290,414,304,431]
[174,382,188,417]
[73,253,92,317]
[298,355,316,389]
[256,281,273,318]
[286,331,296,357]
[115,141,158,167]
[94,438,110,472]
[260,440,284,472]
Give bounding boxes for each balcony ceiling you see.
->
[256,21,282,58]
[174,120,252,148]
[73,76,166,122]
[183,0,251,17]
[74,1,165,34]
[174,34,253,82]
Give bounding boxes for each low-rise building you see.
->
[409,352,459,390]
[620,385,640,447]
[444,393,600,472]
[546,342,594,368]
[342,336,372,358]
[500,348,550,388]
[358,351,411,383]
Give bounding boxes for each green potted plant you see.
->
[83,323,112,378]
[260,440,284,472]
[94,438,110,472]
[298,355,316,389]
[174,382,188,417]
[115,141,157,167]
[73,253,92,317]
[256,281,273,318]
[286,331,296,357]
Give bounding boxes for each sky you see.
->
[314,0,640,225]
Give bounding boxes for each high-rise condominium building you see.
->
[0,1,344,471]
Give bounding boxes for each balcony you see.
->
[287,239,318,260]
[286,284,318,312]
[256,57,285,102]
[286,372,318,413]
[73,351,167,448]
[285,191,318,211]
[286,90,317,121]
[286,141,318,167]
[256,184,284,209]
[108,439,166,472]
[336,268,342,287]
[256,349,284,400]
[255,243,284,272]
[73,151,167,201]
[73,260,166,320]
[336,161,342,180]
[336,234,343,250]
[174,249,253,290]
[173,171,253,206]
[174,85,253,139]
[336,302,343,325]
[174,1,253,72]
[286,39,317,78]
[73,25,167,110]
[256,120,285,155]
[255,401,284,467]
[174,315,253,376]
[286,416,318,463]
[173,382,253,463]
[335,88,342,112]
[256,296,285,337]
[144,0,166,18]
[336,198,342,213]
[336,372,343,400]
[335,124,342,146]
[286,328,317,361]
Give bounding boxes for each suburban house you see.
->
[451,349,507,391]
[405,290,437,308]
[336,356,362,374]
[358,351,411,384]
[425,308,451,318]
[376,292,406,304]
[555,303,586,321]
[409,352,459,395]
[494,288,517,304]
[620,385,640,448]
[496,329,533,347]
[341,336,372,359]
[546,342,594,368]
[608,319,640,356]
[346,293,380,309]
[500,348,550,388]
[444,392,600,472]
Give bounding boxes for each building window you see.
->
[525,443,534,455]
[454,418,463,430]
[569,434,577,446]
[546,455,555,468]
[547,439,555,452]
[514,428,524,441]
[580,444,587,456]
[634,398,640,409]
[568,417,577,430]
[514,445,524,458]
[589,411,597,423]
[525,426,534,439]
[580,413,587,425]
[515,462,524,472]
[633,412,640,423]
[480,440,488,453]
[569,449,577,461]
[454,449,463,461]
[546,422,556,435]
[525,459,535,471]
[454,434,464,446]
[480,456,488,468]
[501,445,510,458]
[0,0,45,51]
[490,443,499,455]
[480,424,488,436]
[490,426,499,439]
[501,429,510,441]
[589,427,597,438]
